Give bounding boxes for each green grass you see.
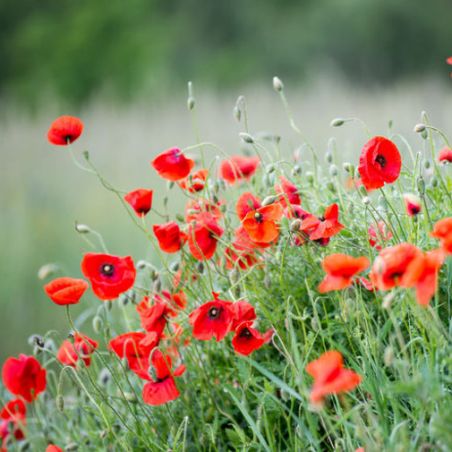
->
[0,80,451,451]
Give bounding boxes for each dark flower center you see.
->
[208,306,222,319]
[101,264,115,276]
[375,154,386,168]
[389,271,402,281]
[239,328,252,339]
[254,212,263,223]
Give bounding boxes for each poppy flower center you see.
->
[254,212,263,223]
[100,264,115,276]
[208,306,222,319]
[239,328,252,339]
[375,155,386,168]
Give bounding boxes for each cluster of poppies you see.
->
[1,114,451,449]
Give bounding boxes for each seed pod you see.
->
[92,316,103,334]
[75,223,90,234]
[326,181,336,192]
[292,164,301,176]
[413,123,426,133]
[430,176,438,187]
[272,76,284,92]
[325,151,333,164]
[417,176,425,195]
[239,132,254,144]
[197,262,204,274]
[153,278,162,293]
[423,159,431,169]
[329,164,338,177]
[37,263,59,280]
[330,118,345,127]
[262,195,278,206]
[56,395,65,412]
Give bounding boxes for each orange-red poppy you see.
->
[231,321,273,356]
[47,115,83,146]
[44,277,88,306]
[358,136,401,190]
[275,176,301,207]
[219,155,260,184]
[438,147,452,164]
[318,254,370,293]
[187,212,224,260]
[300,203,344,241]
[403,193,422,217]
[242,203,283,243]
[57,333,98,368]
[185,198,223,223]
[124,189,153,216]
[0,399,26,443]
[236,192,261,221]
[151,148,194,181]
[306,350,361,406]
[179,169,208,193]
[431,217,452,254]
[153,222,187,253]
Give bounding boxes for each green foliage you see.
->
[1,0,452,106]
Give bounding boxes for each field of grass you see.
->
[0,77,451,451]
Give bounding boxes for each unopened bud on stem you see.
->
[272,76,284,92]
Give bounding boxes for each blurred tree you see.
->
[1,0,451,107]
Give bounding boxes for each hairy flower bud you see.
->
[272,76,284,92]
[239,132,254,144]
[384,346,394,367]
[325,151,333,164]
[414,123,426,133]
[92,316,103,334]
[262,195,278,206]
[75,222,91,234]
[306,171,314,184]
[37,263,59,280]
[329,165,338,177]
[330,118,345,127]
[56,395,65,412]
[290,219,302,232]
[292,164,301,176]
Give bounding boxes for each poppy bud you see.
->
[197,262,204,273]
[329,165,338,177]
[417,176,425,195]
[123,392,137,402]
[75,223,91,234]
[414,123,426,133]
[325,151,333,163]
[343,162,354,174]
[56,395,65,412]
[330,118,345,127]
[384,346,394,367]
[65,442,78,451]
[305,172,314,184]
[424,159,431,169]
[265,164,275,174]
[83,150,89,160]
[262,195,278,206]
[233,105,241,122]
[153,278,162,293]
[290,219,302,232]
[176,213,185,222]
[119,293,129,306]
[239,132,254,144]
[99,368,111,386]
[430,176,438,187]
[362,196,371,205]
[326,182,335,192]
[37,263,59,280]
[272,76,284,92]
[28,334,45,348]
[92,316,103,334]
[187,97,195,111]
[170,261,180,272]
[292,164,301,176]
[18,441,30,452]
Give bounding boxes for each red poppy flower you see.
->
[275,176,301,207]
[306,350,361,406]
[447,56,452,65]
[403,193,422,217]
[0,399,26,442]
[81,253,136,300]
[153,222,187,253]
[57,333,98,368]
[142,350,185,406]
[219,155,260,184]
[402,249,444,306]
[151,148,194,181]
[232,321,273,356]
[368,221,392,251]
[242,203,284,243]
[185,198,224,223]
[358,136,401,190]
[46,446,63,452]
[124,189,153,217]
[300,203,344,241]
[431,217,452,254]
[187,212,224,260]
[109,332,160,379]
[236,192,262,221]
[189,293,234,341]
[233,225,272,250]
[2,355,46,402]
[318,254,370,293]
[438,147,452,163]
[369,243,423,290]
[231,300,257,329]
[179,169,208,193]
[136,297,176,335]
[160,290,187,311]
[43,277,88,306]
[47,115,83,146]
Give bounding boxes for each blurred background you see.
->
[0,0,451,360]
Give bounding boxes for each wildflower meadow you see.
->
[1,77,451,452]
